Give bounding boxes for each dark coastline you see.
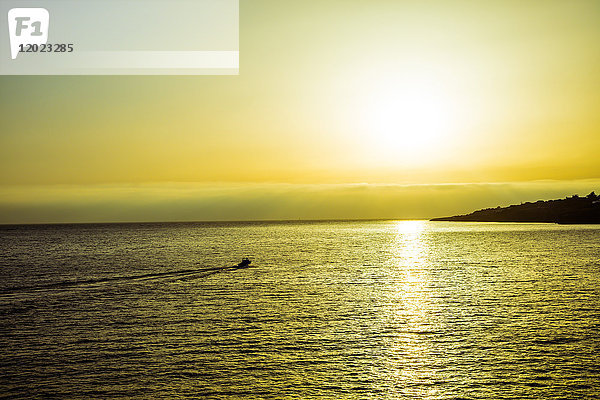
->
[431,192,600,224]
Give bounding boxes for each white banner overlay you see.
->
[0,0,239,75]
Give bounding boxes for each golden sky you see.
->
[1,0,599,223]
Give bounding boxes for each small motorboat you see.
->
[234,258,252,269]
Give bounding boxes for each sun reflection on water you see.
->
[396,220,428,303]
[383,221,439,397]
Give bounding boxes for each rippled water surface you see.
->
[1,221,599,399]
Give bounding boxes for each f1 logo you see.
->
[8,8,49,59]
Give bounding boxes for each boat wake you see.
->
[0,264,255,296]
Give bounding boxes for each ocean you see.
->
[1,221,599,399]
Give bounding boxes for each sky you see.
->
[1,0,599,223]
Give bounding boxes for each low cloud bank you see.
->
[1,180,599,224]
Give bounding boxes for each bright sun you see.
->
[360,77,456,165]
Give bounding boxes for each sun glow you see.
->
[357,74,460,166]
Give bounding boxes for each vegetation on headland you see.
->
[431,192,600,224]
